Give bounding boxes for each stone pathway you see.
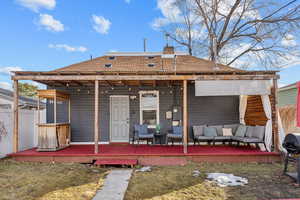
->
[93,169,133,200]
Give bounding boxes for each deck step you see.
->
[94,159,138,167]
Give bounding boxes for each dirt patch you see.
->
[0,158,108,200]
[125,162,300,200]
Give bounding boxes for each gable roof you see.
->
[53,52,242,73]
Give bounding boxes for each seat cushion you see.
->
[214,136,232,140]
[193,125,206,137]
[231,136,245,142]
[224,124,239,135]
[252,126,265,141]
[209,125,223,136]
[167,134,182,139]
[245,126,255,137]
[241,137,262,143]
[235,125,247,137]
[195,136,214,140]
[204,127,218,137]
[138,134,154,139]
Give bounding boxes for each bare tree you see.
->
[153,0,300,69]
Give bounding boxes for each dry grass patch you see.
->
[0,159,108,200]
[125,162,300,200]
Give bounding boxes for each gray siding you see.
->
[188,84,240,137]
[278,88,297,107]
[47,84,239,142]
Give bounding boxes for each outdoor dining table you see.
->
[153,132,167,145]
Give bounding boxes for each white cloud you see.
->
[38,14,64,32]
[49,44,88,52]
[16,0,56,12]
[281,34,297,47]
[125,0,131,3]
[0,66,23,75]
[92,15,111,34]
[0,82,12,90]
[152,0,183,29]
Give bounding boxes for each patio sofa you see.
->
[192,124,267,149]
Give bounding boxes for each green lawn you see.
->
[0,159,108,200]
[125,162,300,200]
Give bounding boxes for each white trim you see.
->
[139,90,160,128]
[70,142,109,145]
[109,95,130,142]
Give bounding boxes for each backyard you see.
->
[126,162,300,200]
[0,159,108,200]
[0,159,300,200]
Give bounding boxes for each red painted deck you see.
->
[10,144,281,165]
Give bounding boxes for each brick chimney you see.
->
[163,46,174,54]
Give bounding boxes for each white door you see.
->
[110,96,130,142]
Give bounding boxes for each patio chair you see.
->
[133,124,154,145]
[166,126,183,145]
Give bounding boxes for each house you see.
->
[278,82,300,133]
[0,87,44,109]
[278,83,298,107]
[0,87,45,158]
[10,46,281,164]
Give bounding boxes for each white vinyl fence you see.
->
[0,108,45,158]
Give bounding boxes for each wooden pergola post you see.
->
[183,80,188,154]
[13,80,19,153]
[273,78,279,152]
[94,80,99,154]
[54,94,57,123]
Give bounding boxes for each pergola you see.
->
[11,70,280,154]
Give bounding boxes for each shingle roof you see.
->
[53,52,242,73]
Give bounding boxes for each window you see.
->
[139,91,159,128]
[147,56,155,59]
[108,56,115,60]
[104,63,112,68]
[147,63,155,67]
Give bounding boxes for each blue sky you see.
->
[0,0,299,89]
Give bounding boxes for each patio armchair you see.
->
[166,126,183,145]
[133,124,154,145]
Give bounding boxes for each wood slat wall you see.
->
[245,95,268,126]
[245,89,276,146]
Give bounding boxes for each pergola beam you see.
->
[12,74,279,81]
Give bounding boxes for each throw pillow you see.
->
[224,124,239,135]
[209,125,223,136]
[193,125,206,137]
[222,128,233,136]
[204,127,218,137]
[235,125,247,137]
